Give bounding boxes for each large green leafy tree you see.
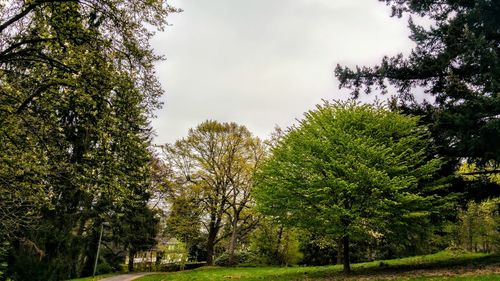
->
[255,101,446,273]
[335,0,500,173]
[0,1,177,279]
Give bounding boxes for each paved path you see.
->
[99,273,154,281]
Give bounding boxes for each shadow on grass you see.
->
[134,252,500,281]
[252,253,500,281]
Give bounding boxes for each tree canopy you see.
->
[335,0,500,168]
[255,101,445,272]
[162,120,264,265]
[0,1,177,279]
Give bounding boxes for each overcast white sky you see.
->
[150,0,415,144]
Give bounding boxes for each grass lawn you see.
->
[134,251,500,281]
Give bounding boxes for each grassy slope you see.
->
[135,251,500,281]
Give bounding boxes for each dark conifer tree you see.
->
[336,0,500,171]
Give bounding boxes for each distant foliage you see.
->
[163,191,206,262]
[249,219,303,266]
[157,239,189,267]
[456,199,500,253]
[458,162,500,185]
[299,235,338,266]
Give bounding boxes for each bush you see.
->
[95,261,113,275]
[214,252,252,266]
[154,262,206,272]
[102,248,126,272]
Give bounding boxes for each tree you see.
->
[0,0,179,239]
[456,198,500,253]
[335,0,500,171]
[225,136,264,265]
[255,101,444,273]
[114,205,160,272]
[162,120,263,265]
[164,186,206,261]
[1,1,178,279]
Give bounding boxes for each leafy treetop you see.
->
[255,100,445,273]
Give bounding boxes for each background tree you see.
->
[114,205,160,272]
[225,137,264,265]
[456,199,500,253]
[164,186,206,261]
[249,218,303,266]
[255,101,446,273]
[455,165,500,253]
[162,120,263,265]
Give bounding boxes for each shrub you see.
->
[95,260,113,275]
[214,251,252,266]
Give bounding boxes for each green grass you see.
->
[398,275,500,281]
[134,251,500,281]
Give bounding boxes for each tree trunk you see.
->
[206,238,214,265]
[336,238,342,265]
[128,249,136,272]
[467,217,473,252]
[206,222,218,265]
[73,218,88,276]
[228,218,238,266]
[283,231,290,266]
[342,235,350,273]
[275,226,284,264]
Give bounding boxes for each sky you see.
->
[150,0,416,145]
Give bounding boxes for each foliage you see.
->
[456,198,500,253]
[95,260,113,276]
[0,241,9,280]
[299,234,338,266]
[162,120,263,265]
[164,185,206,262]
[157,239,189,267]
[458,162,500,184]
[113,204,160,272]
[214,251,253,266]
[0,0,176,279]
[255,100,446,272]
[335,0,500,170]
[249,219,303,266]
